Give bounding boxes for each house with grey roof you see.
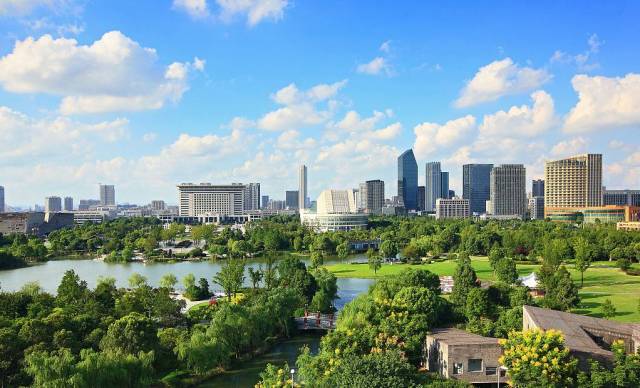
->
[523,305,640,368]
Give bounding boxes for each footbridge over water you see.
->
[295,312,336,331]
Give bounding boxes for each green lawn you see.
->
[324,257,640,323]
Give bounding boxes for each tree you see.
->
[336,241,350,259]
[541,266,579,311]
[248,267,263,289]
[310,251,324,268]
[100,312,158,355]
[56,269,88,308]
[601,298,616,319]
[499,329,578,387]
[213,259,246,301]
[293,236,304,252]
[128,273,148,288]
[494,257,518,284]
[465,287,491,320]
[573,237,592,287]
[183,273,196,290]
[159,273,178,290]
[543,239,573,271]
[368,254,382,275]
[451,252,478,307]
[379,240,398,259]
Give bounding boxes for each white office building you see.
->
[178,183,246,216]
[243,183,261,211]
[488,164,527,218]
[436,198,470,219]
[299,165,308,210]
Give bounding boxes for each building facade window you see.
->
[453,363,464,375]
[468,359,483,372]
[485,366,497,375]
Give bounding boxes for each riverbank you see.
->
[323,257,640,322]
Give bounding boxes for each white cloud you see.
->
[258,80,347,131]
[0,0,76,16]
[479,90,556,137]
[550,34,603,72]
[454,58,551,108]
[142,132,157,142]
[0,31,204,114]
[563,73,640,133]
[379,40,391,53]
[173,0,209,18]
[357,56,391,76]
[216,0,288,26]
[550,137,589,156]
[413,115,476,157]
[276,130,317,150]
[0,106,128,161]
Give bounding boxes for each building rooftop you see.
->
[523,305,640,358]
[428,327,499,346]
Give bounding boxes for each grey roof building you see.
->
[523,305,640,368]
[425,327,504,385]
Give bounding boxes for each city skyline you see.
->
[1,1,640,206]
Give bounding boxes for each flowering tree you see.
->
[499,329,577,387]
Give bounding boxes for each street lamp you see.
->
[290,368,295,387]
[497,365,508,388]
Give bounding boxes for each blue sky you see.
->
[1,0,639,207]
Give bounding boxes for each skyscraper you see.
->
[0,186,4,213]
[286,190,299,209]
[243,183,261,210]
[440,171,450,199]
[261,195,270,209]
[488,164,527,217]
[99,184,116,206]
[361,180,385,214]
[64,197,73,211]
[177,183,245,216]
[425,162,442,212]
[544,154,602,209]
[462,164,493,214]
[397,149,418,210]
[532,179,545,197]
[298,165,307,210]
[417,186,425,211]
[45,196,62,213]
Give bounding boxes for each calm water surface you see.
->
[0,255,369,294]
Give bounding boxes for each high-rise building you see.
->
[440,171,450,199]
[150,200,166,210]
[488,164,527,217]
[0,186,4,213]
[603,189,640,207]
[243,183,261,210]
[529,196,545,220]
[299,165,307,210]
[63,197,73,211]
[261,195,270,209]
[544,154,602,210]
[78,199,101,210]
[361,180,385,214]
[425,162,442,212]
[532,179,545,197]
[177,183,245,216]
[436,198,470,219]
[417,186,426,211]
[463,164,493,215]
[285,190,299,209]
[448,189,456,198]
[397,149,418,210]
[45,196,62,213]
[99,184,116,206]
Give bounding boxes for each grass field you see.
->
[323,257,640,323]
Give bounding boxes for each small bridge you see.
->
[295,312,336,331]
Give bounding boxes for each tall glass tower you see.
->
[425,162,442,212]
[462,164,493,214]
[397,149,418,210]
